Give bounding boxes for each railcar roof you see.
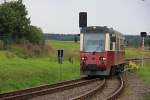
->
[82,26,123,36]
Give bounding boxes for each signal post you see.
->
[140,32,147,67]
[58,49,63,81]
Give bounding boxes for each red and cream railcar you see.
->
[80,26,125,76]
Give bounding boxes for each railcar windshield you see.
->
[83,33,105,52]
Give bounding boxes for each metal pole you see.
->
[142,37,144,49]
[141,37,144,67]
[60,63,62,81]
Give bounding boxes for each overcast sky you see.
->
[1,0,150,35]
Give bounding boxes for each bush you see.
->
[11,43,53,58]
[26,26,44,44]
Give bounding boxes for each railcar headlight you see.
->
[81,57,87,61]
[102,57,107,61]
[99,57,107,61]
[81,57,85,60]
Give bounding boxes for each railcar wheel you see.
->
[115,65,121,75]
[110,66,116,76]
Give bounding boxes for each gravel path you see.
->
[30,80,102,100]
[118,72,150,100]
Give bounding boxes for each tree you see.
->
[0,0,44,44]
[0,0,30,41]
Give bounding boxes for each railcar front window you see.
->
[83,33,105,52]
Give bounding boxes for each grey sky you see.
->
[1,0,150,35]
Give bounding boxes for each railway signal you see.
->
[74,36,78,43]
[58,49,63,64]
[57,49,63,81]
[140,32,147,67]
[79,12,87,28]
[140,32,147,49]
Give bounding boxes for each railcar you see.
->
[79,12,125,76]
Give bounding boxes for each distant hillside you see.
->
[44,34,150,48]
[125,35,141,47]
[125,35,150,48]
[44,33,80,41]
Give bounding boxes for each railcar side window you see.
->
[110,36,114,50]
[83,33,105,52]
[116,37,119,50]
[120,39,125,50]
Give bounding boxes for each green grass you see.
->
[47,40,80,61]
[0,58,80,93]
[125,48,150,58]
[0,40,80,93]
[145,95,150,100]
[47,40,79,50]
[136,61,150,86]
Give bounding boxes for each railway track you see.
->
[104,75,124,100]
[31,78,104,100]
[71,75,124,100]
[0,78,99,100]
[0,75,124,100]
[30,75,124,100]
[70,78,106,100]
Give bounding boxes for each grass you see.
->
[0,40,80,93]
[0,58,80,92]
[145,95,150,100]
[125,48,150,58]
[47,40,79,50]
[136,61,150,86]
[47,40,80,61]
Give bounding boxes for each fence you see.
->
[0,33,11,49]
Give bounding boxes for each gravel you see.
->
[30,72,150,100]
[118,72,150,100]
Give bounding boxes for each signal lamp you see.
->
[140,32,147,37]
